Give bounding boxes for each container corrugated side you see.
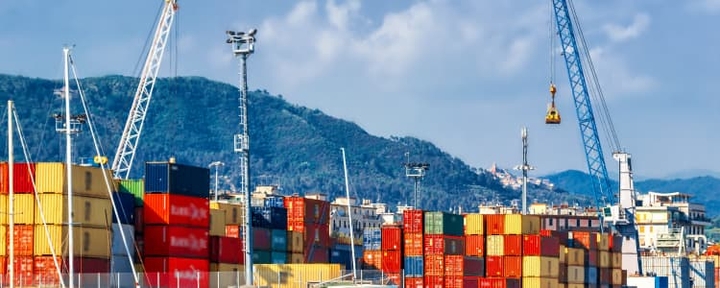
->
[611,251,622,268]
[503,255,522,278]
[143,193,210,228]
[144,162,210,198]
[111,223,135,257]
[111,191,136,224]
[35,162,115,198]
[566,265,585,283]
[287,231,304,253]
[484,214,505,235]
[381,225,402,251]
[565,247,585,266]
[444,255,463,276]
[9,225,33,255]
[14,194,35,224]
[465,234,484,257]
[599,250,611,268]
[0,225,6,255]
[142,257,210,288]
[486,235,504,256]
[423,234,464,255]
[33,225,111,258]
[119,179,144,206]
[503,234,522,256]
[143,225,209,258]
[270,229,287,252]
[403,209,424,233]
[404,255,423,277]
[254,264,342,288]
[424,211,463,236]
[209,209,226,236]
[287,252,303,264]
[0,162,36,194]
[464,213,484,235]
[213,201,245,225]
[521,277,558,288]
[0,194,6,224]
[35,194,112,227]
[522,256,559,277]
[404,232,423,256]
[504,214,540,235]
[381,250,401,273]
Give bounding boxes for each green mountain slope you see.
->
[0,74,516,212]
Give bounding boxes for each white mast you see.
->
[62,47,75,288]
[340,148,357,280]
[514,127,534,215]
[8,100,14,288]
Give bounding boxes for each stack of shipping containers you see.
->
[142,162,211,287]
[1,162,35,286]
[462,213,485,287]
[109,188,136,275]
[381,224,402,284]
[208,202,244,273]
[423,211,464,288]
[285,196,331,263]
[403,209,424,287]
[362,227,382,271]
[251,195,288,264]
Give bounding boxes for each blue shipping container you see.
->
[362,228,381,250]
[404,256,423,277]
[112,191,136,224]
[251,206,288,230]
[270,229,287,252]
[264,196,285,208]
[111,224,136,257]
[330,249,353,270]
[270,251,287,264]
[144,162,210,198]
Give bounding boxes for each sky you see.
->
[0,0,718,179]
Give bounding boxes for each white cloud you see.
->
[602,13,650,43]
[588,47,656,96]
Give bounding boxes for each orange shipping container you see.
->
[10,255,34,286]
[8,225,32,256]
[484,214,505,235]
[445,275,462,288]
[404,277,423,288]
[381,250,402,273]
[362,250,382,270]
[571,231,597,250]
[504,235,522,256]
[465,234,484,257]
[444,255,463,276]
[404,232,423,256]
[424,254,444,276]
[423,234,464,255]
[503,255,522,278]
[284,196,330,225]
[485,256,503,277]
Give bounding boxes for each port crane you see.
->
[111,0,179,179]
[550,0,642,274]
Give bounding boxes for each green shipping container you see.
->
[119,179,144,206]
[271,229,287,252]
[253,250,272,264]
[270,251,287,264]
[424,211,463,236]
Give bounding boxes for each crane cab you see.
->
[545,104,561,124]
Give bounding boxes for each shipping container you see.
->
[34,256,111,286]
[404,232,423,256]
[305,246,329,263]
[478,277,505,288]
[134,206,144,234]
[522,277,558,288]
[609,234,623,252]
[269,229,287,252]
[565,247,585,266]
[403,209,424,233]
[445,275,462,288]
[423,275,444,288]
[7,225,31,256]
[284,196,330,227]
[329,248,352,269]
[503,234,522,256]
[423,254,443,276]
[212,201,245,225]
[111,254,134,273]
[253,249,272,264]
[424,211,463,236]
[485,255,503,277]
[287,231,304,253]
[271,251,287,264]
[111,191,136,224]
[486,234,504,256]
[381,225,402,251]
[462,276,478,288]
[464,256,485,276]
[303,223,331,248]
[424,234,464,255]
[506,278,521,288]
[570,231,598,250]
[35,194,112,227]
[13,194,35,224]
[404,255,423,277]
[611,251,622,268]
[381,249,401,273]
[503,255,522,278]
[566,265,585,283]
[144,162,210,198]
[9,255,33,287]
[504,214,540,235]
[209,263,244,272]
[209,236,243,264]
[143,257,209,288]
[0,162,36,194]
[254,263,342,288]
[254,206,288,230]
[250,227,272,251]
[485,214,505,235]
[363,227,381,250]
[118,178,144,206]
[586,266,598,285]
[598,233,609,251]
[111,223,135,257]
[0,194,5,225]
[35,162,115,198]
[143,225,209,258]
[144,193,210,228]
[34,225,111,258]
[405,277,423,288]
[287,252,304,264]
[464,213,484,235]
[362,250,382,269]
[523,235,560,257]
[444,254,463,276]
[599,250,611,268]
[522,256,559,278]
[465,234,484,257]
[209,209,226,236]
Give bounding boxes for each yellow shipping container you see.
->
[565,247,585,266]
[211,201,245,225]
[504,214,540,235]
[35,162,115,198]
[599,250,610,268]
[287,252,304,264]
[464,214,484,235]
[611,251,622,268]
[566,265,585,283]
[34,225,111,258]
[0,194,6,225]
[209,209,226,236]
[14,194,35,224]
[521,277,557,288]
[597,233,609,251]
[287,231,304,253]
[255,264,341,288]
[522,256,559,278]
[612,268,623,285]
[486,235,504,256]
[35,194,111,227]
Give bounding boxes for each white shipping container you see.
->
[111,223,136,257]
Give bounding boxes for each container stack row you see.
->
[250,195,289,264]
[284,196,331,263]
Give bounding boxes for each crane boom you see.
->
[112,0,178,179]
[551,0,612,207]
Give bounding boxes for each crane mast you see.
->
[112,0,178,179]
[551,0,642,274]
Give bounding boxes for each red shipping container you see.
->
[0,163,36,194]
[305,246,329,263]
[572,231,598,250]
[404,276,423,288]
[423,235,464,255]
[503,256,522,278]
[381,250,401,273]
[403,209,424,233]
[464,256,485,276]
[462,277,479,288]
[386,273,401,285]
[587,249,598,266]
[600,267,612,284]
[7,225,34,256]
[404,232,423,256]
[34,256,110,286]
[484,214,505,234]
[253,227,272,250]
[423,275,444,288]
[143,194,209,228]
[552,230,569,246]
[8,255,33,287]
[479,277,505,288]
[445,276,463,288]
[424,254,444,276]
[303,223,330,248]
[465,234,484,256]
[381,225,402,250]
[144,225,209,258]
[523,235,560,257]
[143,257,209,288]
[134,206,144,234]
[540,229,552,237]
[284,196,330,225]
[444,255,463,276]
[506,278,521,288]
[503,235,522,256]
[485,256,503,277]
[209,236,243,264]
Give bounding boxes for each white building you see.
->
[636,191,710,254]
[329,197,383,245]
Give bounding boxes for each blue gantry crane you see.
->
[550,0,643,275]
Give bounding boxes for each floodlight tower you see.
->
[226,28,257,287]
[404,155,429,208]
[513,127,535,215]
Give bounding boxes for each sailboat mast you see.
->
[62,47,75,288]
[8,100,14,288]
[340,148,357,280]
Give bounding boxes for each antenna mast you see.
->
[513,127,535,214]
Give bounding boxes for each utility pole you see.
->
[226,28,257,287]
[209,161,224,201]
[514,127,535,214]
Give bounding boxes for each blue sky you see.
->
[0,0,718,179]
